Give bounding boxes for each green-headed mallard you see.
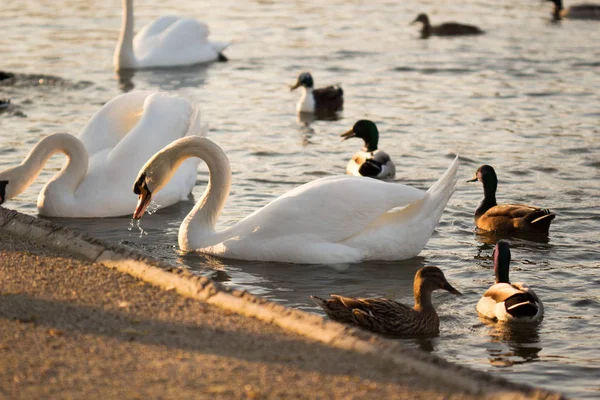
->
[477,241,544,322]
[467,165,555,234]
[547,0,600,21]
[340,120,396,179]
[311,266,461,336]
[290,72,343,114]
[411,13,484,39]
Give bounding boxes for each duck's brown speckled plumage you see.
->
[468,165,555,234]
[312,266,460,336]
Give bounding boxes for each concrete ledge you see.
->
[0,206,564,399]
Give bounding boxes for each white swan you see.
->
[0,91,201,218]
[114,0,229,70]
[132,137,460,264]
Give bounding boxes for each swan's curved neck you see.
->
[159,138,231,251]
[0,133,88,202]
[115,0,136,70]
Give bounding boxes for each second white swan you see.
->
[0,91,201,218]
[114,0,229,70]
[133,137,459,264]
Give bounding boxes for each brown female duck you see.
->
[411,13,484,39]
[547,0,600,21]
[311,266,461,336]
[468,165,555,234]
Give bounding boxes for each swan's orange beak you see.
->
[133,186,152,220]
[133,174,152,220]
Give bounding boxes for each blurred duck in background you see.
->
[547,0,600,20]
[411,13,484,38]
[290,72,343,114]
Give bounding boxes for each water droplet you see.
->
[129,218,147,238]
[147,201,161,215]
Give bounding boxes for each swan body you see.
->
[341,120,396,179]
[133,137,459,264]
[477,241,544,322]
[312,266,461,336]
[114,0,228,70]
[0,91,201,217]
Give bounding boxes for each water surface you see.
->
[1,0,599,397]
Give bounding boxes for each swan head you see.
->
[290,72,314,91]
[415,266,461,295]
[493,240,511,284]
[132,150,176,219]
[341,120,380,152]
[0,180,7,205]
[411,13,430,26]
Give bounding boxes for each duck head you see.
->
[290,72,314,91]
[0,180,8,205]
[341,120,380,152]
[493,240,511,284]
[411,13,430,26]
[415,266,461,296]
[467,164,498,194]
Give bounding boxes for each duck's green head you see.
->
[467,164,498,193]
[340,120,380,152]
[493,240,511,284]
[411,13,430,25]
[290,72,314,91]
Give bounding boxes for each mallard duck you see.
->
[340,120,396,179]
[290,72,343,114]
[547,0,600,20]
[411,13,484,39]
[477,241,544,322]
[311,266,461,336]
[467,165,555,234]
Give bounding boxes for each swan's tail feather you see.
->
[211,40,230,54]
[426,155,460,197]
[418,155,460,229]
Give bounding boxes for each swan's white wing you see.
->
[74,92,201,216]
[226,176,426,243]
[77,91,153,156]
[134,17,220,66]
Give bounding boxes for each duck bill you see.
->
[442,281,461,295]
[290,81,301,91]
[133,187,152,220]
[340,129,355,141]
[466,176,478,183]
